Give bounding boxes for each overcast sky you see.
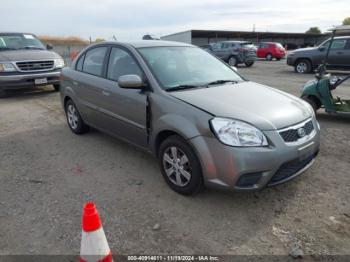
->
[1,0,349,41]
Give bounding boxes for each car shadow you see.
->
[2,86,57,100]
[317,111,350,122]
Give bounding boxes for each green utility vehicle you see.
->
[301,25,350,114]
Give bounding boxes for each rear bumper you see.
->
[0,70,61,90]
[275,53,286,59]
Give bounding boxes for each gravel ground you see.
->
[0,60,349,258]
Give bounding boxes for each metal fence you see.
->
[50,44,88,66]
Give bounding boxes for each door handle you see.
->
[336,51,343,55]
[102,90,110,96]
[72,81,78,86]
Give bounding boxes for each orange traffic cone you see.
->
[79,202,113,262]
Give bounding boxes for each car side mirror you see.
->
[46,44,53,50]
[231,66,238,72]
[118,74,144,89]
[319,46,326,52]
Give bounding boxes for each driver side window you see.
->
[107,47,142,82]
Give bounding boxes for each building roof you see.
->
[162,29,329,39]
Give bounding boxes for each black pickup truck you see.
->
[0,32,64,97]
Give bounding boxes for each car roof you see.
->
[101,40,194,48]
[332,36,350,40]
[0,32,36,36]
[219,40,249,43]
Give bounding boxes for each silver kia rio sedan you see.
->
[60,40,320,195]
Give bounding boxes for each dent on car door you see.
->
[101,46,148,148]
[74,46,108,125]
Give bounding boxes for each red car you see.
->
[257,42,286,60]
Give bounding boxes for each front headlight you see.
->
[0,62,16,72]
[210,118,268,147]
[54,58,65,69]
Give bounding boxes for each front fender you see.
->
[152,112,201,137]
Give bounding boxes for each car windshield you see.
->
[275,43,284,49]
[0,33,45,51]
[138,46,243,90]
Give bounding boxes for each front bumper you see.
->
[287,56,296,66]
[0,70,61,90]
[189,118,320,191]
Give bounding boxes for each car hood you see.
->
[169,81,312,131]
[0,50,61,62]
[290,47,317,54]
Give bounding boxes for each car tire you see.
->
[53,84,60,92]
[65,99,89,134]
[302,96,320,113]
[295,59,312,74]
[158,135,203,195]
[228,56,237,66]
[245,61,254,67]
[266,53,273,61]
[0,89,7,98]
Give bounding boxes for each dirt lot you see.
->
[0,60,349,258]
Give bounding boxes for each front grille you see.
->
[279,120,314,142]
[269,153,316,185]
[16,60,54,71]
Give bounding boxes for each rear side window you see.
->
[322,39,347,50]
[82,47,107,76]
[76,54,85,71]
[331,39,346,50]
[346,40,350,50]
[107,47,142,81]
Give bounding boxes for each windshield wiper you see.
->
[206,80,238,86]
[165,84,203,92]
[19,46,44,50]
[0,47,17,51]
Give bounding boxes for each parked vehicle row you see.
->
[0,32,64,97]
[201,41,287,66]
[2,31,336,196]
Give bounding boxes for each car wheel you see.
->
[228,56,237,66]
[0,89,7,98]
[302,96,320,113]
[266,53,273,61]
[245,61,254,67]
[65,100,89,134]
[158,135,203,195]
[295,59,312,74]
[53,84,60,92]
